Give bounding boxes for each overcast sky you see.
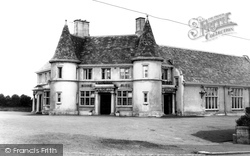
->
[0,0,250,97]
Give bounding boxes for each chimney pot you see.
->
[135,17,145,36]
[74,19,90,37]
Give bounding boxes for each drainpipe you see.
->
[224,86,227,116]
[77,67,80,116]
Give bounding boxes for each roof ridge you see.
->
[158,44,247,58]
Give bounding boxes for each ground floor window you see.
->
[44,91,50,105]
[231,88,243,109]
[205,87,218,110]
[117,91,132,105]
[80,91,95,106]
[56,92,62,103]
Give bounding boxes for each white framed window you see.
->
[120,68,131,79]
[117,91,132,106]
[162,68,168,80]
[142,65,148,78]
[162,68,173,85]
[83,68,92,80]
[143,91,149,103]
[231,88,243,109]
[44,91,50,105]
[57,92,62,103]
[205,87,218,110]
[58,67,62,78]
[80,91,95,106]
[44,73,47,82]
[102,68,111,79]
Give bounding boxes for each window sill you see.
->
[79,105,95,107]
[143,103,149,105]
[116,105,133,107]
[205,109,219,111]
[56,102,62,105]
[232,109,244,111]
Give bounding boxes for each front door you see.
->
[39,94,42,112]
[164,94,172,115]
[100,93,111,115]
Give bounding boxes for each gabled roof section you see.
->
[36,62,51,73]
[135,20,159,57]
[158,46,250,86]
[50,24,80,63]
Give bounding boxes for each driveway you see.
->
[0,112,249,155]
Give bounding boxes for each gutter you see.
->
[184,82,250,88]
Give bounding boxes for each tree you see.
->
[20,94,32,107]
[5,95,11,106]
[11,94,20,107]
[0,94,6,106]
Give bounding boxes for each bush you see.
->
[246,107,250,115]
[236,107,250,126]
[236,115,250,126]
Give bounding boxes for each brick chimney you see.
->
[74,19,89,37]
[135,17,145,36]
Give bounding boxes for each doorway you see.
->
[164,93,172,115]
[38,94,42,112]
[100,93,111,115]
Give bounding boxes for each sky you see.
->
[0,0,250,97]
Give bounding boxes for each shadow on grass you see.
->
[100,138,180,150]
[161,115,205,118]
[192,129,235,143]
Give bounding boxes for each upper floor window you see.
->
[102,68,111,79]
[44,73,47,82]
[38,74,42,83]
[142,65,148,78]
[117,91,132,106]
[58,67,62,78]
[83,68,92,80]
[120,68,131,79]
[162,68,168,80]
[162,68,172,85]
[205,87,218,110]
[80,91,95,105]
[231,88,243,109]
[175,77,179,87]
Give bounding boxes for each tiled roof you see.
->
[71,35,139,64]
[158,46,250,85]
[44,20,250,86]
[50,24,80,63]
[36,62,51,73]
[135,20,159,57]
